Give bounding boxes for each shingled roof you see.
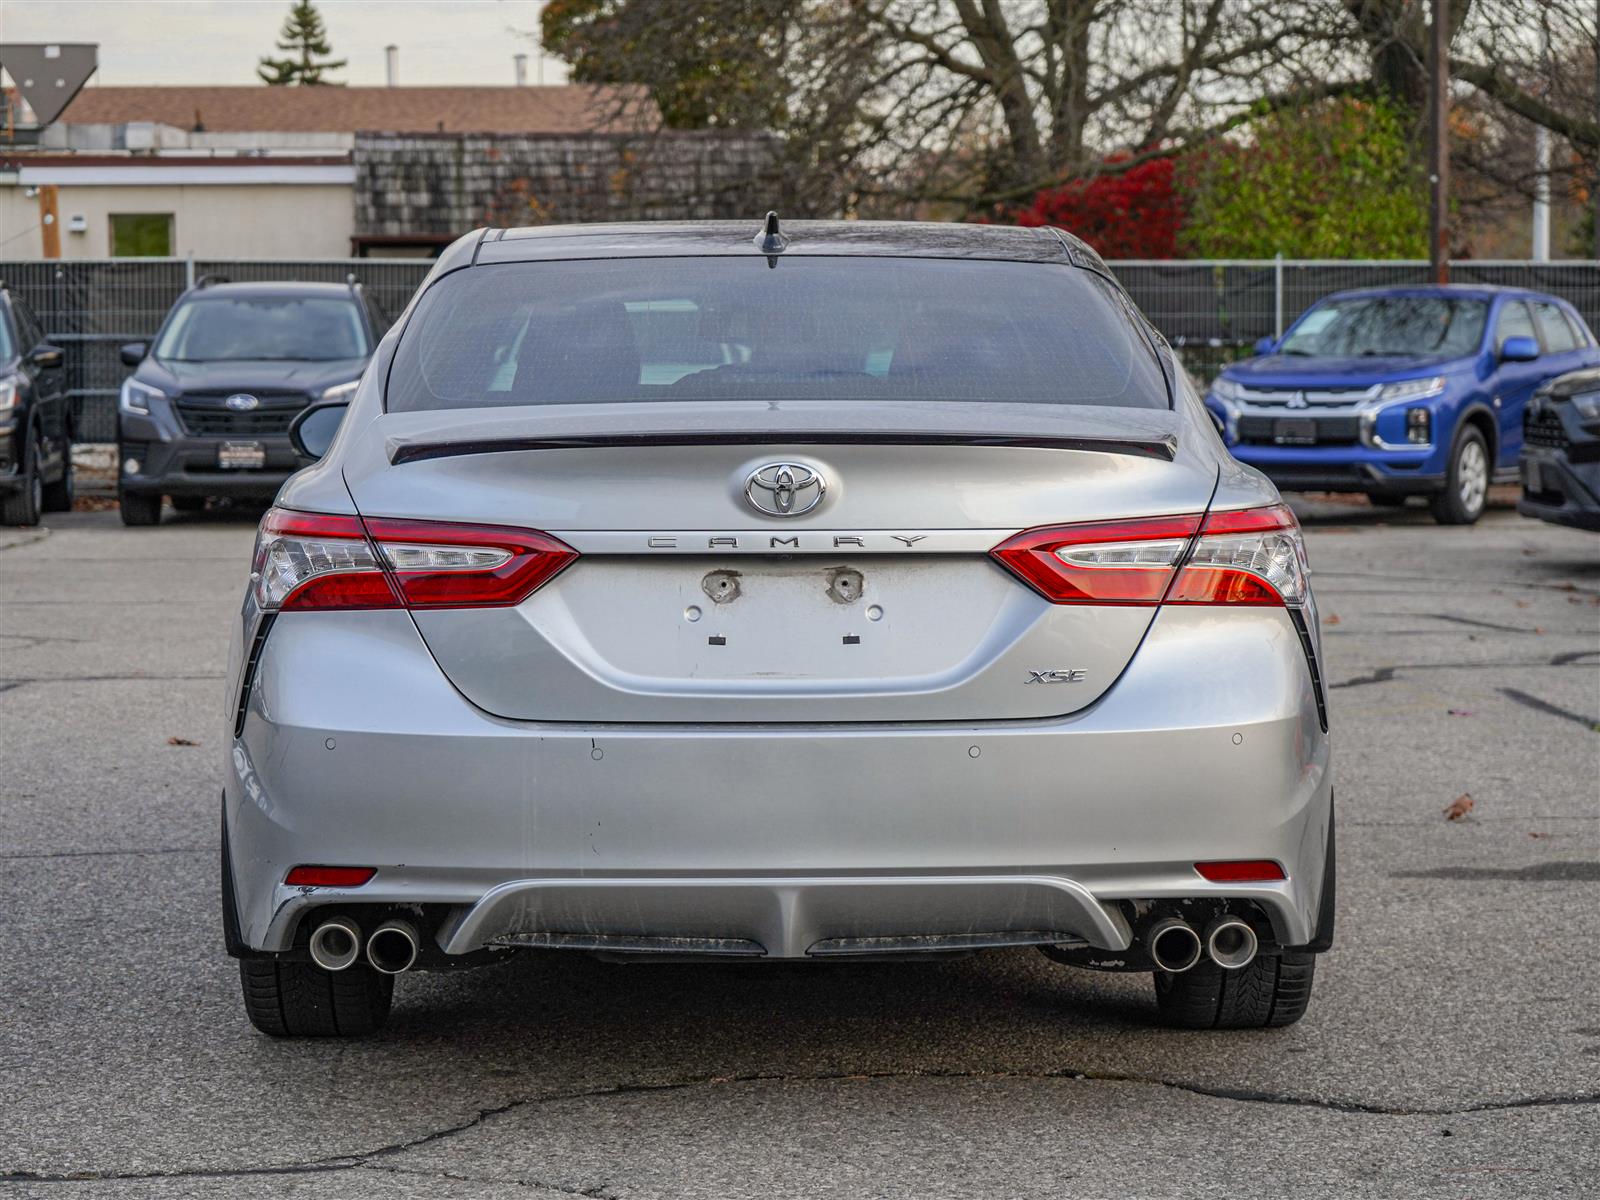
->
[55,85,653,134]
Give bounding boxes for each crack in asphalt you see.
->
[4,1069,1598,1186]
[1497,687,1600,732]
[0,847,205,862]
[1328,651,1597,690]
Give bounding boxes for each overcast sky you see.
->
[0,1,570,88]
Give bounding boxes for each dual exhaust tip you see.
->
[1147,915,1258,973]
[308,916,418,975]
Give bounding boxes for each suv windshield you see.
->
[1278,295,1488,359]
[154,296,369,362]
[386,257,1167,411]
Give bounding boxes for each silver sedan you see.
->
[222,218,1334,1036]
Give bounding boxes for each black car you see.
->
[117,279,384,526]
[1519,366,1600,532]
[0,282,72,526]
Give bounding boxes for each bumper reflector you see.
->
[1194,860,1286,883]
[285,865,377,887]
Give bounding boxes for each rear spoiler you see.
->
[390,431,1177,466]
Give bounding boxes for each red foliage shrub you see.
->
[1009,156,1184,259]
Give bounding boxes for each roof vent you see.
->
[753,211,788,255]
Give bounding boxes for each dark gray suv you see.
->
[117,279,385,525]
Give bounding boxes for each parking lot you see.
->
[1,496,1596,1199]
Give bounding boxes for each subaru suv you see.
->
[224,219,1334,1037]
[0,282,72,526]
[1205,286,1600,524]
[117,279,385,525]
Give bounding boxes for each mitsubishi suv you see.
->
[117,279,385,525]
[224,219,1334,1037]
[1204,285,1600,524]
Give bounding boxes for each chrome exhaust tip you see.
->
[1204,916,1259,970]
[366,919,419,975]
[308,916,362,972]
[1146,917,1203,973]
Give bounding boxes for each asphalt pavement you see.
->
[1,495,1596,1199]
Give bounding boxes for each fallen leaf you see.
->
[1323,613,1341,626]
[166,736,199,747]
[1534,627,1545,635]
[1444,793,1474,821]
[1447,708,1473,717]
[1529,831,1551,839]
[1514,600,1530,608]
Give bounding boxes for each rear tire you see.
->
[1,437,42,527]
[239,958,393,1038]
[1429,427,1489,525]
[1153,951,1317,1029]
[118,489,162,526]
[41,454,74,513]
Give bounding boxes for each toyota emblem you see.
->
[744,462,826,517]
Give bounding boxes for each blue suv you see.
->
[1204,285,1600,523]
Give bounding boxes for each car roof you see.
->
[183,281,360,300]
[1320,283,1555,303]
[475,220,1077,266]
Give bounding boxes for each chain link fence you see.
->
[2,256,1597,444]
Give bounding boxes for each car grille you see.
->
[1238,415,1361,446]
[1523,410,1569,450]
[1236,386,1372,410]
[174,396,304,437]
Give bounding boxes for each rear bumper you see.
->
[225,605,1333,959]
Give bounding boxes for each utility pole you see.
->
[1532,19,1551,260]
[1428,0,1450,282]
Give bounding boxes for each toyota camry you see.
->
[223,217,1334,1036]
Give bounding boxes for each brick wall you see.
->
[354,131,778,235]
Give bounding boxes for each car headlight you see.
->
[120,378,165,414]
[1570,391,1600,421]
[320,379,361,403]
[1210,377,1245,403]
[0,379,17,411]
[1377,376,1446,402]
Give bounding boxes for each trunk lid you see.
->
[341,401,1217,723]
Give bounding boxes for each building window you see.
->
[109,213,173,257]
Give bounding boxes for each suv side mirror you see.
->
[1501,336,1540,362]
[1253,336,1278,356]
[31,345,63,370]
[289,400,349,461]
[119,342,147,367]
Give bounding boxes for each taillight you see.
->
[253,509,399,611]
[991,504,1308,607]
[365,517,576,609]
[990,515,1202,604]
[1168,504,1308,607]
[251,508,576,612]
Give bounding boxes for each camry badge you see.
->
[744,462,826,517]
[225,393,260,411]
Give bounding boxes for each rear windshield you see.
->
[386,257,1167,411]
[154,296,370,362]
[1279,295,1488,360]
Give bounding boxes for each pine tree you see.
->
[257,1,347,86]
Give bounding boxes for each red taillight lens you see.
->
[1168,504,1307,607]
[991,505,1309,607]
[1194,860,1287,883]
[253,509,400,611]
[252,508,577,612]
[364,517,576,609]
[989,514,1202,604]
[285,865,377,887]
